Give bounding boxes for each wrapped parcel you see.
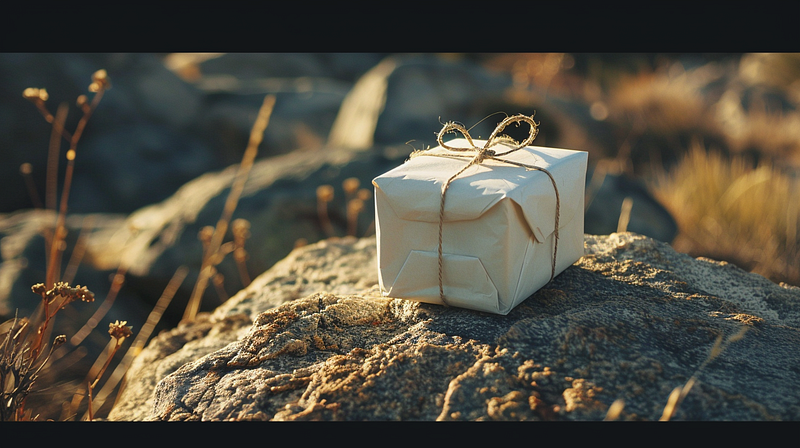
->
[372,135,587,315]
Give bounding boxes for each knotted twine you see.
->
[408,114,560,307]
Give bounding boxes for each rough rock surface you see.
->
[108,232,800,421]
[108,236,376,421]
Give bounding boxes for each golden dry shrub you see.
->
[713,88,800,166]
[651,141,800,286]
[606,69,713,136]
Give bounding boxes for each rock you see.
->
[108,232,800,421]
[371,54,517,149]
[0,53,386,214]
[108,236,376,421]
[194,78,351,164]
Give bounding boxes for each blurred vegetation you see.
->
[479,52,800,286]
[653,141,799,285]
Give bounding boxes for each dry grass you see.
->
[2,71,109,421]
[311,177,373,247]
[651,140,800,286]
[182,94,275,323]
[659,326,749,421]
[2,70,274,421]
[714,88,800,165]
[574,55,800,287]
[608,70,712,136]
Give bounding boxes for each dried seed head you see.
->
[233,247,248,262]
[198,226,215,244]
[347,198,364,216]
[31,283,47,296]
[231,219,251,239]
[22,87,48,102]
[48,282,95,305]
[232,218,250,230]
[22,87,37,99]
[357,188,372,201]
[108,320,132,341]
[317,185,334,203]
[213,272,225,286]
[92,69,108,83]
[88,69,111,92]
[343,177,360,195]
[72,284,95,303]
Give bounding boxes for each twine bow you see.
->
[409,114,560,307]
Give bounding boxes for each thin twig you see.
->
[68,263,127,348]
[46,103,68,212]
[97,266,188,413]
[659,326,748,421]
[86,338,119,421]
[62,216,93,284]
[183,94,275,322]
[19,164,43,209]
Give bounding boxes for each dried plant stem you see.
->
[231,219,252,288]
[347,199,364,237]
[46,103,69,212]
[603,398,625,421]
[29,296,53,362]
[212,273,229,302]
[659,326,748,421]
[61,216,93,284]
[46,150,75,290]
[70,89,104,150]
[45,87,104,290]
[33,101,74,143]
[8,71,108,422]
[83,319,130,421]
[46,87,112,362]
[183,94,276,322]
[19,164,43,209]
[86,337,121,421]
[235,255,251,288]
[68,263,127,348]
[616,196,633,233]
[317,197,335,237]
[93,266,189,415]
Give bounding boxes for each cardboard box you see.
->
[372,137,587,314]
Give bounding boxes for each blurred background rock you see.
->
[1,52,798,419]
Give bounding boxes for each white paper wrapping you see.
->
[372,138,588,315]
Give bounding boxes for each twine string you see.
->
[410,114,560,306]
